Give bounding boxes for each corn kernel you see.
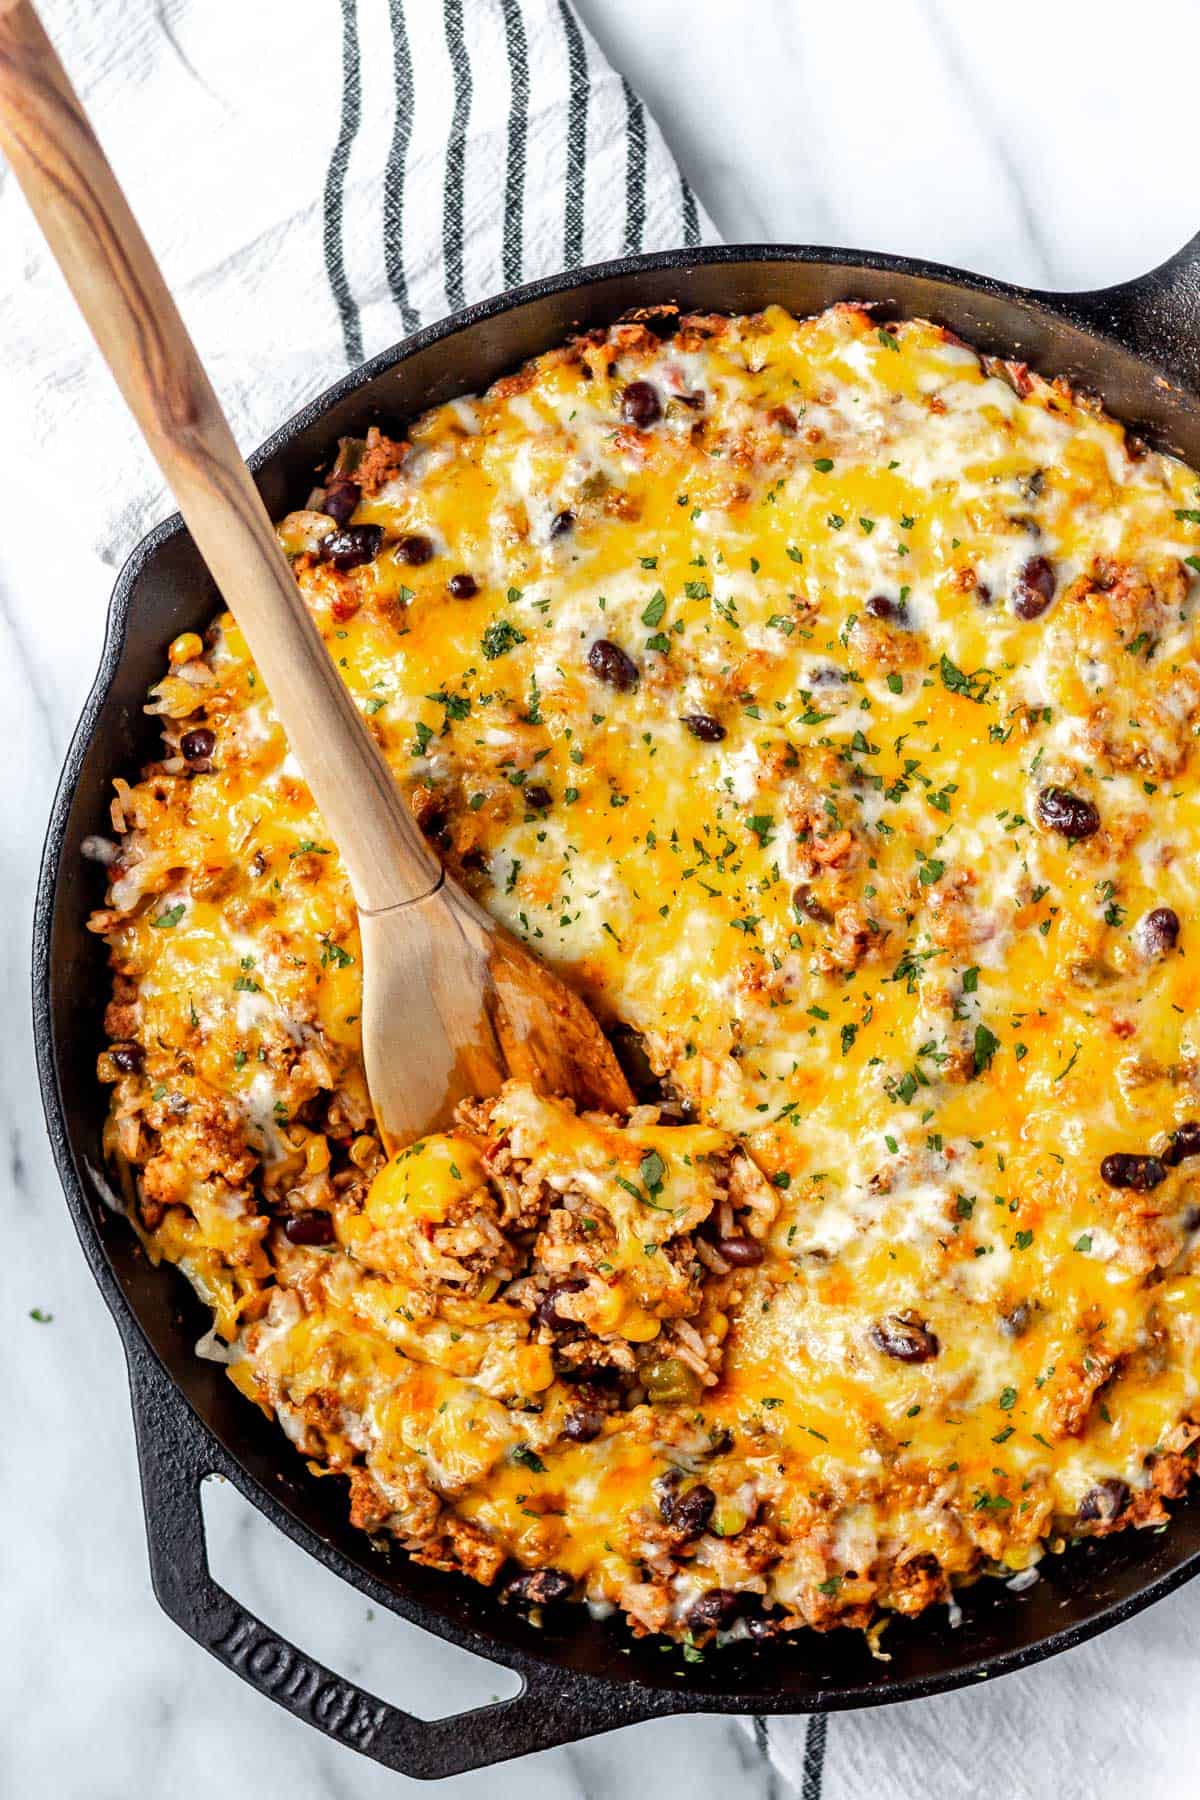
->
[304,1134,331,1175]
[169,631,203,666]
[712,1502,748,1538]
[349,1134,377,1169]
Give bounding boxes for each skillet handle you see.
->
[1044,231,1200,393]
[125,1348,646,1777]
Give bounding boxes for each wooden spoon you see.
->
[0,0,632,1144]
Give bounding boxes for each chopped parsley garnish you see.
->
[481,618,526,659]
[638,1149,666,1198]
[973,1023,1000,1075]
[511,1445,546,1474]
[939,653,991,703]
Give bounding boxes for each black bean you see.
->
[447,572,478,599]
[1036,786,1100,841]
[1012,555,1056,620]
[562,1400,606,1443]
[523,784,552,810]
[870,1315,939,1363]
[1165,1121,1200,1167]
[550,509,576,537]
[396,532,434,565]
[535,1278,587,1333]
[1100,1152,1166,1192]
[1000,1301,1032,1339]
[180,726,216,764]
[322,478,360,526]
[621,380,662,427]
[793,883,831,924]
[1076,1478,1130,1525]
[284,1210,335,1246]
[503,1566,574,1607]
[685,1588,744,1634]
[681,713,726,742]
[1136,906,1180,958]
[321,524,383,571]
[110,1043,143,1074]
[717,1235,764,1267]
[588,638,639,690]
[865,593,907,625]
[660,1480,716,1540]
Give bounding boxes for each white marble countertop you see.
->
[5,1,1200,1796]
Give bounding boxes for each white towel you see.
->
[0,0,715,566]
[754,1569,1198,1800]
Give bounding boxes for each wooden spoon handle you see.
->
[0,0,441,914]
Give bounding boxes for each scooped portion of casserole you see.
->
[90,304,1200,1650]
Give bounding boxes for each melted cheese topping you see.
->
[95,305,1200,1644]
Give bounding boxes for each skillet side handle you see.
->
[1050,231,1200,393]
[125,1349,645,1777]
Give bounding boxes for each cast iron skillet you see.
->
[33,241,1200,1779]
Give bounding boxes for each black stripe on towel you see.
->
[443,0,473,310]
[802,1715,829,1800]
[680,169,701,247]
[499,0,530,286]
[621,76,646,255]
[384,0,420,334]
[322,0,364,366]
[557,0,588,267]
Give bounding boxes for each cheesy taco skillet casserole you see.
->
[87,302,1200,1654]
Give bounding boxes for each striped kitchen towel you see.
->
[0,0,715,569]
[756,1560,1200,1800]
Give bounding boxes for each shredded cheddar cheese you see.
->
[91,304,1200,1648]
